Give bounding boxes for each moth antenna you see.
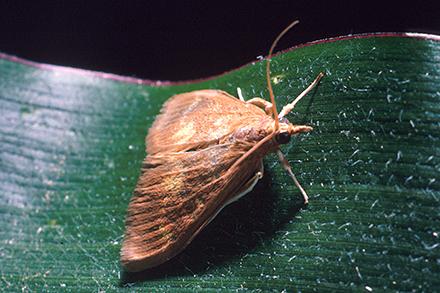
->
[266,20,300,130]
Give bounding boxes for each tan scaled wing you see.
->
[146,89,266,154]
[121,141,263,272]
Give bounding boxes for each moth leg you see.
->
[237,160,264,196]
[236,88,273,115]
[276,150,309,204]
[226,160,264,205]
[255,159,264,178]
[237,87,245,102]
[279,72,325,119]
[246,98,274,115]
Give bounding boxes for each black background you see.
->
[1,1,439,81]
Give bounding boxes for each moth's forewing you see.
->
[147,90,266,154]
[121,143,262,272]
[121,90,274,272]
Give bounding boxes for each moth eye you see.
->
[275,132,291,144]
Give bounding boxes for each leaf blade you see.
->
[1,34,439,291]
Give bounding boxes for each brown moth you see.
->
[121,20,324,272]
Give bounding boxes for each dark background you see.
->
[1,1,439,81]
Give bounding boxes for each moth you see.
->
[121,20,324,272]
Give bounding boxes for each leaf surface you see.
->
[1,34,439,291]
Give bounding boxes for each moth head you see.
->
[275,130,291,145]
[275,117,313,145]
[275,118,291,144]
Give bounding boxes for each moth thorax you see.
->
[232,125,270,143]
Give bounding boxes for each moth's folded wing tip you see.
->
[120,240,144,272]
[120,233,175,272]
[120,240,156,273]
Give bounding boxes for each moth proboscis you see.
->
[121,20,325,272]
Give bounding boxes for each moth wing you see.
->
[147,89,266,154]
[121,142,262,272]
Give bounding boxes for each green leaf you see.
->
[1,34,439,292]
